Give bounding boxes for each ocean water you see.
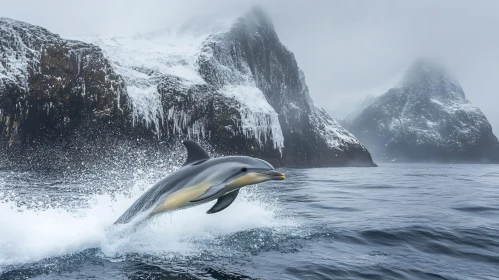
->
[0,163,498,280]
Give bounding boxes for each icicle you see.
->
[220,85,284,153]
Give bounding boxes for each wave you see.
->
[2,165,499,279]
[452,206,499,213]
[2,211,498,279]
[0,172,297,271]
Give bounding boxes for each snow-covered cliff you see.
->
[346,59,499,162]
[0,7,375,168]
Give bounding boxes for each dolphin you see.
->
[114,140,285,225]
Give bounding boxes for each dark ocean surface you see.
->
[0,163,498,279]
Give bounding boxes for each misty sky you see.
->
[3,0,499,133]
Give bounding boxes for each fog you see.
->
[2,0,499,133]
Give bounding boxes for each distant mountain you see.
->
[344,94,377,124]
[0,7,375,168]
[346,59,499,162]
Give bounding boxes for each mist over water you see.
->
[1,163,498,279]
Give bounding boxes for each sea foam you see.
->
[0,169,292,268]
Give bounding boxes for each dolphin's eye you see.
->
[241,167,248,172]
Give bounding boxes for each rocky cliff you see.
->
[346,59,499,162]
[0,7,375,168]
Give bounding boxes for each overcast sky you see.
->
[2,0,499,133]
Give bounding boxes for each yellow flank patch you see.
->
[149,182,212,217]
[225,173,265,192]
[147,172,267,218]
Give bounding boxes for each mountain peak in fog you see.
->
[346,59,499,163]
[401,58,460,88]
[0,6,375,168]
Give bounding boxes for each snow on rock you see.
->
[82,15,287,150]
[295,68,361,150]
[0,18,45,92]
[347,59,499,162]
[0,17,126,150]
[310,108,362,149]
[165,107,208,141]
[0,9,376,167]
[82,33,207,136]
[221,85,284,151]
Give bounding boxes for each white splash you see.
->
[0,172,294,268]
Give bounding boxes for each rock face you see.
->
[0,7,375,168]
[0,18,127,146]
[346,59,499,162]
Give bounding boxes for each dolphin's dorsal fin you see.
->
[182,140,211,166]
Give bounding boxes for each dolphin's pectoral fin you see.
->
[190,183,225,202]
[182,140,211,166]
[207,189,239,214]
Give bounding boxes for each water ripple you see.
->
[1,164,499,279]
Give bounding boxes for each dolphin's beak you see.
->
[257,170,285,180]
